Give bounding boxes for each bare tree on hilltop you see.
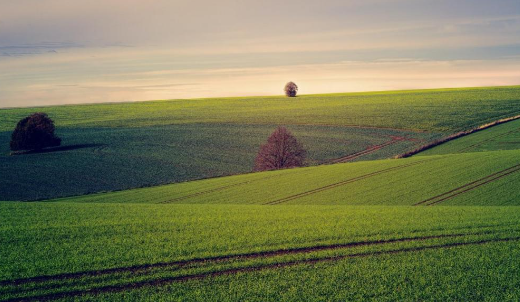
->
[254,126,306,171]
[284,81,298,97]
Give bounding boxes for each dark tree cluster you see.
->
[284,81,298,97]
[254,126,306,171]
[10,113,61,152]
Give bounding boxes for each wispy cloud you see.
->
[1,0,520,106]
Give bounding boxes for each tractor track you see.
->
[4,235,519,302]
[414,163,520,206]
[158,173,285,204]
[1,228,510,288]
[458,127,520,152]
[330,136,407,164]
[264,158,437,205]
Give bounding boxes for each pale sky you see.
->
[1,0,520,107]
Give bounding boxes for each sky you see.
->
[1,0,520,108]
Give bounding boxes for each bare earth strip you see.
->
[414,163,520,206]
[4,235,519,302]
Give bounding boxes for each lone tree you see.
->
[10,113,61,152]
[284,81,298,97]
[254,126,306,171]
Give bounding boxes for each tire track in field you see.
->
[414,163,520,206]
[264,158,437,205]
[158,170,302,204]
[458,127,520,152]
[330,136,407,164]
[1,227,509,288]
[5,235,520,302]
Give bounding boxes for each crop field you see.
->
[0,124,437,201]
[2,85,520,201]
[2,86,520,132]
[2,86,520,301]
[62,149,520,206]
[1,203,519,301]
[419,117,520,156]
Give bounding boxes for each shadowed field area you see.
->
[3,85,520,201]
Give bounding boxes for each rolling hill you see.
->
[3,85,520,201]
[1,86,520,301]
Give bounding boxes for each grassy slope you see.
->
[1,202,519,300]
[3,94,520,300]
[2,86,520,132]
[93,241,520,302]
[419,116,520,156]
[61,149,520,206]
[0,124,436,201]
[2,85,519,201]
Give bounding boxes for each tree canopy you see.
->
[254,126,306,171]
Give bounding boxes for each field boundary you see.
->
[4,235,519,302]
[396,114,520,158]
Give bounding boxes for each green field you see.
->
[2,86,520,132]
[1,203,519,301]
[61,149,520,206]
[2,85,520,201]
[0,124,436,201]
[2,86,520,301]
[419,117,520,156]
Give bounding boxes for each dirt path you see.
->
[414,163,520,206]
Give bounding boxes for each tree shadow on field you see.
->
[10,144,106,156]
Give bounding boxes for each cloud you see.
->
[2,54,520,108]
[1,0,520,106]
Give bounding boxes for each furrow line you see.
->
[426,166,520,206]
[458,127,520,152]
[265,158,435,205]
[1,227,505,288]
[414,163,520,206]
[330,137,404,163]
[159,173,283,204]
[6,236,520,302]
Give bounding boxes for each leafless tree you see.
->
[254,126,306,171]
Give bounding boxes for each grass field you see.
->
[2,86,520,132]
[1,203,519,301]
[2,85,520,201]
[419,117,520,156]
[2,86,520,301]
[0,124,437,201]
[60,149,520,206]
